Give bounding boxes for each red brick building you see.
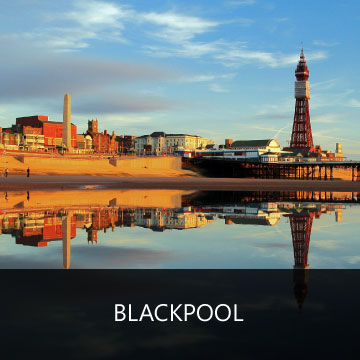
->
[87,119,118,154]
[16,115,77,150]
[13,213,77,247]
[116,135,136,154]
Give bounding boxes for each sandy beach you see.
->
[0,174,359,192]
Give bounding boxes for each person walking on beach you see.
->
[26,167,30,178]
[5,168,8,178]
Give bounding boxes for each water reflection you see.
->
[1,190,358,271]
[1,190,360,310]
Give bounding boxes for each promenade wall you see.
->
[0,154,183,176]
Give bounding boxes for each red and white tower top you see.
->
[294,49,311,100]
[295,48,309,81]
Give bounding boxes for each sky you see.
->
[1,0,360,156]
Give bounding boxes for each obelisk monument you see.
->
[62,93,72,152]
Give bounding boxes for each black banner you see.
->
[1,270,359,359]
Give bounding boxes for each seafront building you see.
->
[165,134,209,153]
[134,208,211,231]
[76,134,93,153]
[116,135,136,154]
[134,132,209,155]
[7,115,77,151]
[0,115,135,155]
[135,132,166,155]
[0,91,209,156]
[86,119,118,154]
[0,92,136,155]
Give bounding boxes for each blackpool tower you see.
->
[288,49,314,154]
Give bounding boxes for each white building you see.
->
[135,132,209,155]
[133,208,210,230]
[134,132,166,155]
[165,134,209,153]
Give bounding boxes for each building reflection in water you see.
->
[0,194,349,266]
[0,190,358,309]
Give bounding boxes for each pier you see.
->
[188,158,360,181]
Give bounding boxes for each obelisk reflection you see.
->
[62,211,72,269]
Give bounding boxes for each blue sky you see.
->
[1,0,360,156]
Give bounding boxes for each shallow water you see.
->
[1,190,359,269]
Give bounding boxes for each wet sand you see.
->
[0,188,190,210]
[0,174,359,192]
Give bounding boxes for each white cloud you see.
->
[344,256,360,265]
[5,0,132,52]
[274,51,327,67]
[141,12,219,43]
[214,46,327,68]
[23,29,98,52]
[248,125,291,138]
[144,34,327,68]
[13,2,224,55]
[228,0,256,6]
[210,84,228,93]
[313,40,340,47]
[178,73,236,83]
[349,99,360,107]
[311,132,360,145]
[145,41,222,59]
[311,78,338,90]
[231,17,255,27]
[106,115,152,124]
[311,114,340,124]
[65,0,131,28]
[4,1,328,70]
[311,240,340,250]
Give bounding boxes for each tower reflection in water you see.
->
[288,209,314,311]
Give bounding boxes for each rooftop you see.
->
[231,139,273,148]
